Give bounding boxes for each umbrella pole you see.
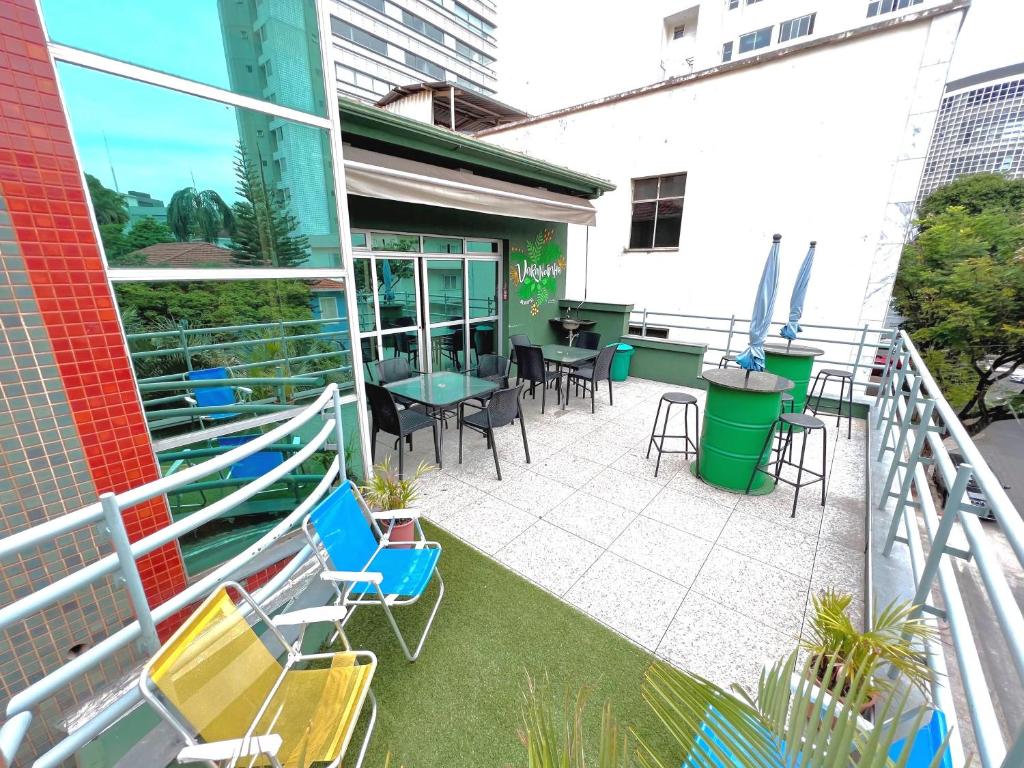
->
[787,338,792,352]
[744,368,751,385]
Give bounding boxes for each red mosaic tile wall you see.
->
[0,0,187,611]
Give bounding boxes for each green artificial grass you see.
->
[340,523,679,767]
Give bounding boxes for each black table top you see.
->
[764,342,825,358]
[702,368,794,393]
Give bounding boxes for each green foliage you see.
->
[104,216,175,267]
[167,186,234,242]
[635,649,951,768]
[519,675,629,768]
[85,173,128,225]
[360,457,430,513]
[228,144,310,268]
[893,173,1024,431]
[800,591,937,697]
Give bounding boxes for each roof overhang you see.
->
[343,145,598,226]
[375,81,528,133]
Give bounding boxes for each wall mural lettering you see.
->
[509,228,565,316]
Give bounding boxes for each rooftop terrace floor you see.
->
[381,375,868,692]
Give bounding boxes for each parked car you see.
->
[933,452,996,521]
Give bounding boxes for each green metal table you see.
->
[384,372,498,467]
[695,367,794,495]
[764,342,825,414]
[541,344,598,410]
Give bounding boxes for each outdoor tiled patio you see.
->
[391,375,867,693]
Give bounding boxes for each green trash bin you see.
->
[610,343,634,381]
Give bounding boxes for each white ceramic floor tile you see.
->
[565,551,688,650]
[489,471,576,516]
[532,453,604,490]
[497,519,603,596]
[610,515,713,587]
[657,591,795,694]
[440,495,537,554]
[642,486,734,542]
[718,510,819,578]
[691,546,809,636]
[584,466,664,513]
[543,491,638,548]
[733,487,824,536]
[414,474,487,523]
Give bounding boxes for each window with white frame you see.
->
[318,296,340,320]
[722,41,733,62]
[672,25,686,40]
[867,0,922,17]
[738,26,772,54]
[778,13,815,42]
[629,174,686,250]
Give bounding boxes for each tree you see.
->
[106,216,176,267]
[228,144,310,268]
[167,186,234,242]
[893,173,1024,433]
[85,173,128,226]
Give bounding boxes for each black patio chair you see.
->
[571,331,601,350]
[467,354,511,408]
[567,344,617,413]
[365,383,439,478]
[514,344,560,414]
[458,383,530,481]
[472,327,495,364]
[509,333,531,375]
[372,357,419,410]
[440,325,465,371]
[394,331,418,364]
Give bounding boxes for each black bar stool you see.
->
[780,391,795,413]
[718,354,738,369]
[746,412,827,517]
[646,392,699,477]
[807,368,854,438]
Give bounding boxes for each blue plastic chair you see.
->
[185,367,252,423]
[218,434,287,479]
[303,481,443,661]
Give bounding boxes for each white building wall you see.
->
[483,8,964,335]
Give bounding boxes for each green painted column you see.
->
[695,368,794,495]
[763,343,824,413]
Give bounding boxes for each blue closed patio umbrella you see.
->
[781,240,816,342]
[735,234,782,373]
[380,259,396,303]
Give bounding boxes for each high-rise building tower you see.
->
[916,63,1024,204]
[329,0,497,103]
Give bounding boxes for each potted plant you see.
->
[361,457,430,548]
[800,589,937,714]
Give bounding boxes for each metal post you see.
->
[853,322,869,391]
[725,314,736,359]
[333,386,347,481]
[99,493,160,654]
[278,321,289,405]
[876,350,912,458]
[641,308,648,337]
[878,376,924,506]
[874,335,904,424]
[912,464,974,612]
[883,398,936,556]
[177,323,192,372]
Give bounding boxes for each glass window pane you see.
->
[41,0,327,118]
[354,258,377,333]
[426,260,464,323]
[423,237,464,254]
[371,233,421,252]
[659,174,687,197]
[60,63,340,269]
[633,178,659,200]
[654,200,683,248]
[466,239,499,253]
[352,232,368,248]
[429,324,466,372]
[629,201,656,249]
[470,321,496,360]
[376,258,418,334]
[468,260,498,319]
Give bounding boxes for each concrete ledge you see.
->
[621,334,707,388]
[558,299,634,313]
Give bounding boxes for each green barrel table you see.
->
[694,368,794,495]
[763,342,825,414]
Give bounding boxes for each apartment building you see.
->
[330,0,497,102]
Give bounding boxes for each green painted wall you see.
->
[622,335,707,388]
[555,299,632,349]
[346,196,568,353]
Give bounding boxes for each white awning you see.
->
[342,145,597,226]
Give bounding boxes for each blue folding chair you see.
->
[185,367,252,424]
[303,481,443,661]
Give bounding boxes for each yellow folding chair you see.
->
[139,582,376,767]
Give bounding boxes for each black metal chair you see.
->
[807,368,854,439]
[514,344,560,414]
[571,331,601,350]
[458,384,530,481]
[746,411,827,517]
[647,392,699,477]
[440,325,465,371]
[566,344,617,413]
[365,383,439,479]
[509,333,531,375]
[373,358,418,409]
[394,331,418,365]
[474,354,511,387]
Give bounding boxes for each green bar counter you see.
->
[695,368,794,495]
[763,342,825,413]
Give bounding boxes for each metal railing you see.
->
[629,308,893,399]
[0,385,348,768]
[874,331,1024,768]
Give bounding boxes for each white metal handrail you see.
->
[0,384,348,767]
[629,308,893,398]
[875,331,1024,768]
